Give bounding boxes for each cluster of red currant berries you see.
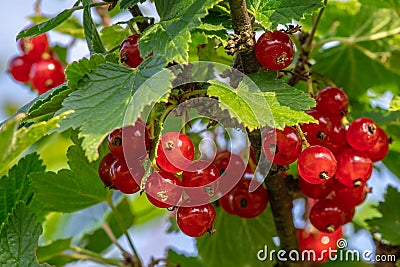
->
[98,120,270,237]
[9,31,65,94]
[263,86,390,235]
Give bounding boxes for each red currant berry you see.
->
[346,118,379,151]
[331,180,370,207]
[176,203,216,237]
[255,30,295,70]
[120,34,143,68]
[213,151,245,174]
[219,188,236,215]
[297,227,343,263]
[110,159,143,194]
[298,176,335,199]
[9,55,34,83]
[107,120,150,161]
[263,126,302,165]
[297,145,337,184]
[335,148,373,188]
[29,58,65,94]
[156,132,195,173]
[301,110,347,155]
[364,127,389,162]
[310,198,353,233]
[182,161,220,202]
[19,33,49,60]
[315,87,349,119]
[145,171,182,208]
[98,153,117,188]
[231,179,268,218]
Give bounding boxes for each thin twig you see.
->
[34,0,42,16]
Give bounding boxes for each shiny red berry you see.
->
[176,203,216,237]
[346,118,379,151]
[29,58,65,94]
[19,33,49,60]
[364,127,389,162]
[297,145,337,184]
[310,198,354,233]
[98,153,117,188]
[107,120,150,161]
[298,176,335,199]
[315,87,349,119]
[331,180,370,207]
[156,132,195,173]
[145,171,182,208]
[231,179,268,218]
[9,55,34,83]
[120,34,143,68]
[262,126,302,165]
[110,159,143,194]
[182,161,220,202]
[255,30,295,70]
[335,148,373,188]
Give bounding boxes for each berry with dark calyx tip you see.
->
[309,198,354,233]
[29,58,65,94]
[110,159,143,194]
[145,171,182,208]
[301,110,347,155]
[262,126,302,166]
[231,179,268,218]
[108,120,150,161]
[298,176,335,199]
[346,118,379,151]
[120,34,143,68]
[9,55,34,83]
[364,127,389,162]
[335,148,373,188]
[98,153,117,188]
[315,86,349,119]
[156,132,195,173]
[182,160,220,202]
[255,30,295,70]
[19,33,49,60]
[331,180,370,207]
[297,227,343,263]
[297,145,337,185]
[213,151,246,174]
[176,203,216,237]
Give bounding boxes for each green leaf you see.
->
[197,207,276,267]
[367,187,400,245]
[37,238,74,266]
[30,140,109,213]
[29,15,84,39]
[382,124,400,178]
[120,0,146,9]
[389,96,400,111]
[312,6,400,102]
[66,54,117,89]
[207,79,316,130]
[193,23,229,45]
[0,153,45,225]
[83,197,134,253]
[0,203,45,266]
[167,249,204,267]
[246,0,324,29]
[0,111,71,177]
[17,9,74,40]
[24,85,73,123]
[100,25,131,50]
[57,61,173,161]
[139,0,221,63]
[248,71,316,111]
[83,0,106,54]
